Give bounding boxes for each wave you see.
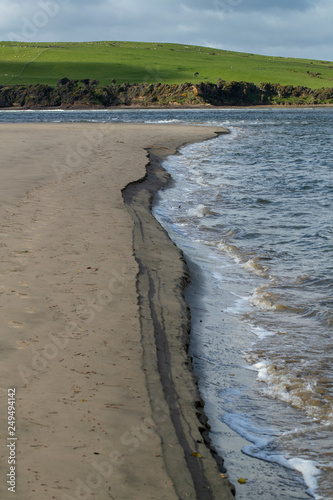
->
[143,119,183,124]
[242,258,269,278]
[187,204,216,218]
[249,286,289,311]
[251,359,333,425]
[222,412,322,499]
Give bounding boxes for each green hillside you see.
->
[1,41,333,89]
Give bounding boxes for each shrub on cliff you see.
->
[24,84,52,106]
[312,87,333,103]
[1,79,333,108]
[56,77,71,88]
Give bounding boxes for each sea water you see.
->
[1,108,332,499]
[151,109,333,500]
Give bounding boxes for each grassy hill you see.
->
[1,41,333,89]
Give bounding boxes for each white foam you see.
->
[225,295,249,315]
[218,242,242,264]
[248,286,277,310]
[223,412,322,499]
[251,360,333,426]
[253,360,271,382]
[251,326,276,339]
[287,458,321,497]
[187,204,212,218]
[242,258,269,278]
[144,119,182,124]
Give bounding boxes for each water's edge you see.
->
[122,145,236,499]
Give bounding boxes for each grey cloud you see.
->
[180,0,313,12]
[0,0,332,61]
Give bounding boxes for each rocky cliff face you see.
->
[1,79,333,108]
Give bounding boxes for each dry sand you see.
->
[0,123,234,499]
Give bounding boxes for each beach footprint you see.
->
[25,307,39,314]
[16,340,30,349]
[9,321,24,329]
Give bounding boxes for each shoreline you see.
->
[0,123,234,499]
[123,144,235,499]
[1,103,333,111]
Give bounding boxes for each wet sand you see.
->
[0,123,234,499]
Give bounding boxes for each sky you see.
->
[1,0,332,61]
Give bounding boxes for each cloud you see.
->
[208,0,333,59]
[0,0,332,61]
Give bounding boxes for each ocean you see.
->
[1,108,332,499]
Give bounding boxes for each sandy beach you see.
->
[0,122,234,500]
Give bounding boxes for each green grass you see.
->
[1,41,333,89]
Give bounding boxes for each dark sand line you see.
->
[123,137,236,499]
